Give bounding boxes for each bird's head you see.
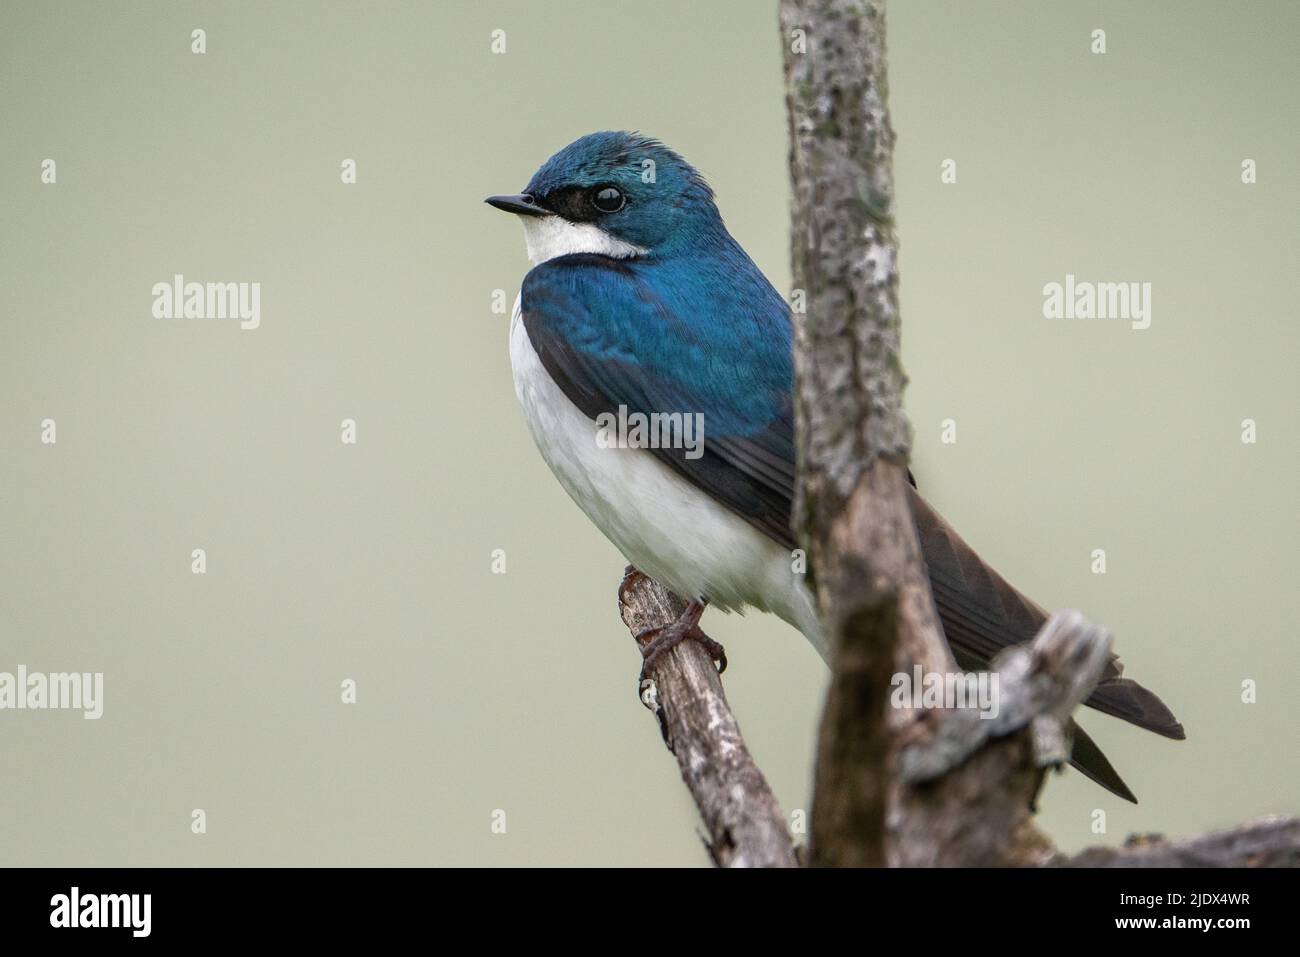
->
[486,131,722,264]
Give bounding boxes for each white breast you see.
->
[508,294,825,658]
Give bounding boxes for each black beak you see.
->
[484,193,547,217]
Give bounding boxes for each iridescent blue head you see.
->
[485,131,725,263]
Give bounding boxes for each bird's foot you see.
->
[635,600,727,687]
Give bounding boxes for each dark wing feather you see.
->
[908,484,1185,741]
[521,254,798,549]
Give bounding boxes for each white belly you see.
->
[509,296,825,658]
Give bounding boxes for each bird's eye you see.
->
[591,186,625,213]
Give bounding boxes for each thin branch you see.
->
[1057,816,1300,868]
[616,568,798,868]
[898,611,1113,786]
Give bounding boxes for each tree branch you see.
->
[781,0,1298,869]
[617,568,798,868]
[782,0,1079,867]
[783,0,977,867]
[1057,816,1300,868]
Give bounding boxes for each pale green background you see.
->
[1,0,1295,866]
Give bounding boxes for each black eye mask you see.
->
[538,185,624,224]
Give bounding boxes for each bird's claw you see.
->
[635,621,728,687]
[618,565,648,606]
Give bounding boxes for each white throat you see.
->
[520,214,647,266]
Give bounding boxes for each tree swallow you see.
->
[487,131,1183,802]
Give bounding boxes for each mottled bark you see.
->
[1059,817,1300,868]
[617,568,797,868]
[781,0,1008,867]
[780,0,1085,867]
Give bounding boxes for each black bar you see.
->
[0,866,1287,943]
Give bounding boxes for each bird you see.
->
[487,131,1183,803]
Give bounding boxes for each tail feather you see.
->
[1087,676,1185,740]
[905,484,1184,801]
[1069,721,1138,803]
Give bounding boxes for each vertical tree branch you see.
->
[782,0,1057,867]
[783,0,938,868]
